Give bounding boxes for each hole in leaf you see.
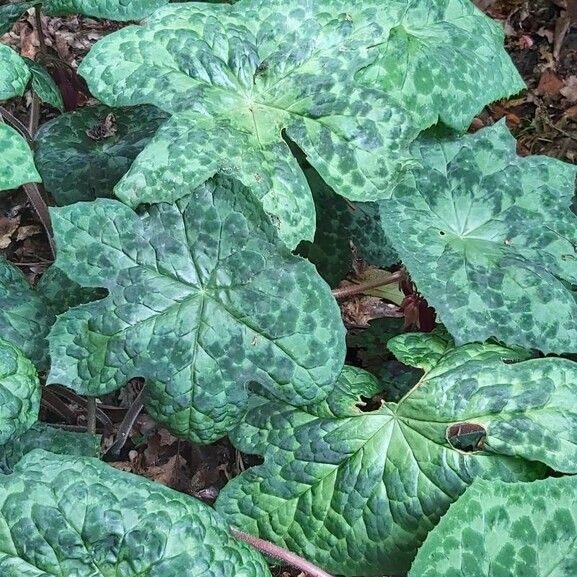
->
[446,422,486,452]
[438,230,446,236]
[356,393,385,412]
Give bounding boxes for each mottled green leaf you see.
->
[24,57,63,111]
[48,176,346,444]
[0,449,270,576]
[217,335,573,575]
[0,338,40,445]
[382,122,577,353]
[35,105,169,205]
[0,44,30,101]
[349,201,398,267]
[42,0,168,20]
[0,259,103,369]
[410,475,577,577]
[77,2,426,248]
[0,124,40,192]
[297,169,351,287]
[0,258,52,368]
[358,0,525,131]
[0,1,38,35]
[0,423,99,473]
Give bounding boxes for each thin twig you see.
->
[231,529,335,577]
[28,93,40,137]
[104,389,145,457]
[34,4,46,53]
[332,271,403,300]
[86,398,97,435]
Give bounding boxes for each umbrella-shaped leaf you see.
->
[47,176,346,444]
[35,104,169,204]
[76,2,428,248]
[410,475,577,577]
[0,423,99,473]
[0,338,40,445]
[0,259,103,369]
[381,121,577,353]
[0,44,30,101]
[357,0,524,131]
[42,0,168,20]
[216,333,577,575]
[24,57,64,111]
[0,449,270,576]
[0,124,40,192]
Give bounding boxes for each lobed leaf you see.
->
[382,122,577,353]
[217,333,576,575]
[0,423,99,474]
[0,44,30,101]
[357,0,525,131]
[35,104,169,204]
[0,449,270,576]
[410,475,577,577]
[0,124,40,192]
[0,259,103,369]
[48,176,346,443]
[0,338,40,445]
[24,57,64,111]
[42,0,168,20]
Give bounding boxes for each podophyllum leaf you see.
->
[42,0,168,20]
[410,475,577,577]
[0,423,99,474]
[0,44,30,101]
[77,2,422,248]
[23,57,64,111]
[382,121,577,353]
[0,449,270,576]
[297,169,351,287]
[47,176,346,444]
[357,0,525,131]
[349,201,398,267]
[0,124,41,192]
[35,105,169,205]
[0,258,52,367]
[0,1,38,35]
[0,338,40,445]
[0,259,103,369]
[217,353,550,576]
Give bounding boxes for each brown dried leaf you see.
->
[536,69,565,95]
[561,76,577,102]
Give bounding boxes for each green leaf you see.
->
[42,0,168,20]
[0,1,38,36]
[23,57,64,111]
[410,475,577,577]
[0,44,30,101]
[48,176,346,444]
[357,0,525,131]
[382,121,577,353]
[0,449,270,576]
[0,423,99,473]
[0,258,53,367]
[349,201,398,268]
[0,338,40,445]
[216,334,576,575]
[35,104,169,205]
[0,124,41,192]
[77,2,422,248]
[0,258,103,369]
[296,169,351,288]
